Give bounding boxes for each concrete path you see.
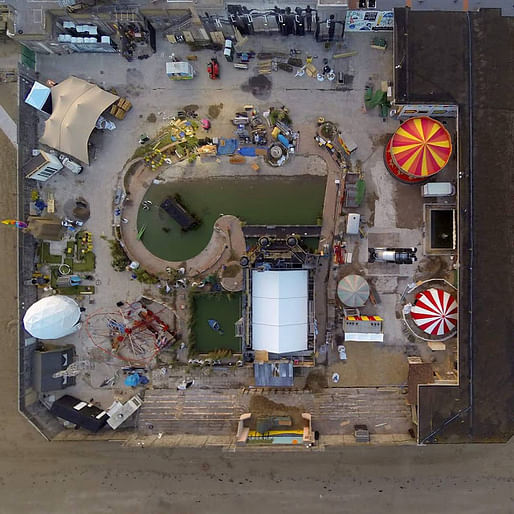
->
[0,105,17,148]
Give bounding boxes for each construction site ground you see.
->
[13,31,457,440]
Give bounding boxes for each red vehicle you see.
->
[207,57,219,79]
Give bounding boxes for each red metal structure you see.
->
[84,302,177,365]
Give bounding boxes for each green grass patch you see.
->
[57,285,95,296]
[49,267,95,295]
[40,242,63,265]
[72,251,95,272]
[192,293,242,354]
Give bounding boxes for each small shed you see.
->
[22,151,63,182]
[32,346,76,393]
[254,361,294,387]
[50,395,108,432]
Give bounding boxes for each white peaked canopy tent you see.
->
[39,76,119,164]
[23,295,81,339]
[252,270,308,354]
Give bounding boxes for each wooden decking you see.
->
[137,387,412,436]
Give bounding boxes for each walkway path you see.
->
[296,122,344,351]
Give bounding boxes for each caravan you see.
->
[422,182,455,197]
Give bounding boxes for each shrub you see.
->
[135,268,159,284]
[108,239,130,271]
[206,349,233,360]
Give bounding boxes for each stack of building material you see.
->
[258,60,272,74]
[110,97,132,120]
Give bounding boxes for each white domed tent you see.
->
[23,295,81,339]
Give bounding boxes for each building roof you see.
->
[252,270,308,354]
[22,152,49,176]
[407,362,434,406]
[395,8,514,443]
[464,8,514,442]
[39,76,118,164]
[27,216,65,241]
[254,361,294,387]
[32,346,75,393]
[394,9,469,105]
[50,395,108,433]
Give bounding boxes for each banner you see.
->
[345,11,393,32]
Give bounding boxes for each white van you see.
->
[422,182,455,197]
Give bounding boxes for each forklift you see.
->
[207,57,219,80]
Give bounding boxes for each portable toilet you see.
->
[224,39,234,62]
[346,213,360,235]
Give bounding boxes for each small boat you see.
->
[208,319,224,335]
[137,224,146,240]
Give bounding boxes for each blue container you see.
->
[278,134,290,148]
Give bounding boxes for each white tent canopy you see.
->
[23,295,81,340]
[39,76,119,164]
[252,270,308,354]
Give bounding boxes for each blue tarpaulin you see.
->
[238,147,256,157]
[216,138,238,155]
[125,373,141,387]
[278,134,291,148]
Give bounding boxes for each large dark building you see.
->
[394,7,514,443]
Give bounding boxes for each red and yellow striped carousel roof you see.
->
[391,117,452,177]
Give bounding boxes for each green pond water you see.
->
[193,293,242,354]
[137,176,326,261]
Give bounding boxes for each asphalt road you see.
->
[0,431,513,514]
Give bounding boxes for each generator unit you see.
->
[368,247,417,264]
